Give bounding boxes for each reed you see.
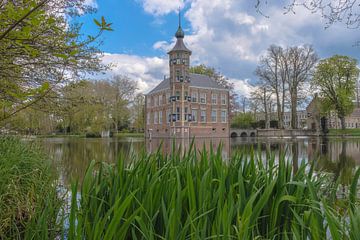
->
[67,142,360,240]
[0,137,63,239]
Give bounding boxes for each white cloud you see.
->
[83,0,98,8]
[155,0,358,95]
[140,0,185,16]
[229,78,256,97]
[101,53,168,93]
[115,0,360,97]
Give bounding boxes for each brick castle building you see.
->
[145,18,230,138]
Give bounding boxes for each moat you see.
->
[38,136,360,186]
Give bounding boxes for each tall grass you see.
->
[0,137,63,239]
[67,142,360,239]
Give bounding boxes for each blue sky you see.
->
[79,0,360,95]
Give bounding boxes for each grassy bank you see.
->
[0,138,62,239]
[67,144,360,239]
[328,128,360,136]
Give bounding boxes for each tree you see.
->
[251,84,272,129]
[256,45,287,128]
[285,45,318,129]
[0,0,112,123]
[312,55,359,129]
[131,94,145,132]
[231,112,255,129]
[255,0,360,29]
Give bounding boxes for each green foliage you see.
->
[0,137,62,239]
[7,76,138,135]
[231,112,256,129]
[66,142,360,239]
[0,0,112,123]
[312,55,359,129]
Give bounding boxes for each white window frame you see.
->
[191,91,198,102]
[200,93,206,104]
[221,110,227,123]
[211,109,217,123]
[200,110,206,123]
[211,94,217,105]
[191,109,197,122]
[154,111,158,124]
[221,94,227,105]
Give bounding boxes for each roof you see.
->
[147,73,228,95]
[168,38,191,53]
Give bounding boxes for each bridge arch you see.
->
[240,132,248,137]
[250,132,256,137]
[230,132,238,138]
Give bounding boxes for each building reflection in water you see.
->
[146,137,231,160]
[38,136,360,187]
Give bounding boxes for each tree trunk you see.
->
[281,80,286,129]
[264,102,269,129]
[276,91,282,129]
[339,115,346,130]
[290,90,297,129]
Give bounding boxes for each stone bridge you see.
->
[230,129,257,138]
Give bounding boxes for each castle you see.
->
[145,17,230,138]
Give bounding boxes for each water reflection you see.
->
[40,137,144,185]
[38,136,360,186]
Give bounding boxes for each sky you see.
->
[78,0,360,96]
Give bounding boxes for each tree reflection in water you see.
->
[38,136,360,187]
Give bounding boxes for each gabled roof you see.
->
[147,73,228,95]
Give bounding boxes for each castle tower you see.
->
[168,12,192,137]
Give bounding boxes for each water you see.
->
[38,136,360,186]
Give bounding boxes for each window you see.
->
[166,93,170,103]
[191,92,198,102]
[176,107,180,121]
[166,109,171,123]
[154,96,158,106]
[211,110,217,122]
[211,94,217,105]
[159,95,163,105]
[200,110,206,122]
[221,110,227,123]
[221,94,227,105]
[175,91,180,100]
[184,107,188,121]
[200,93,206,104]
[154,111,158,124]
[192,109,197,122]
[159,111,163,124]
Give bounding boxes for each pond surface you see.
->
[38,136,360,186]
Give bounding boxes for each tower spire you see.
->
[175,7,184,38]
